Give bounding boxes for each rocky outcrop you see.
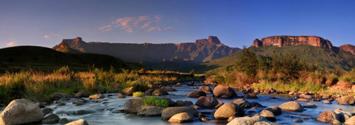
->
[252,36,333,50]
[0,99,44,125]
[340,44,355,55]
[53,36,239,63]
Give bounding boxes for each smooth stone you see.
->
[65,119,88,125]
[0,99,44,125]
[168,112,193,123]
[161,106,198,120]
[278,101,303,112]
[42,113,60,124]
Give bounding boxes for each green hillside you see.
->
[205,46,355,73]
[0,46,128,72]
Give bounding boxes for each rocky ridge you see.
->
[53,36,239,63]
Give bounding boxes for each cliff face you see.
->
[53,36,239,63]
[340,44,355,55]
[252,36,334,49]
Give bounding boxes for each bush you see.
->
[235,48,258,76]
[143,96,169,107]
[132,91,144,97]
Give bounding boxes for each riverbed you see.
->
[46,83,354,125]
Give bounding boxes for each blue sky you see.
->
[0,0,354,48]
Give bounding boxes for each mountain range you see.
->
[53,36,239,63]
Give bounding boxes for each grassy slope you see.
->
[205,46,355,73]
[0,46,129,72]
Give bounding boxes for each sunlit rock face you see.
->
[53,36,239,63]
[252,36,334,49]
[340,44,355,55]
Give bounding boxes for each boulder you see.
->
[264,106,282,116]
[88,94,103,100]
[161,106,198,120]
[227,115,264,125]
[336,96,355,105]
[213,85,236,98]
[259,110,276,122]
[195,96,219,108]
[42,113,60,124]
[214,103,243,119]
[232,98,251,109]
[41,108,53,116]
[168,112,193,123]
[152,89,169,96]
[317,111,340,123]
[278,101,303,112]
[137,106,163,116]
[122,87,134,95]
[65,119,88,125]
[122,98,143,114]
[0,99,44,125]
[345,116,355,125]
[187,90,206,98]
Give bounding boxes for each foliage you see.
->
[235,48,258,76]
[132,91,145,97]
[0,67,195,104]
[252,80,326,93]
[143,96,169,107]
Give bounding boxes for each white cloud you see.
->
[4,40,17,47]
[99,16,172,32]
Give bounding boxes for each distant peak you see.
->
[196,36,221,45]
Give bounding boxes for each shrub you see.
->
[235,48,258,77]
[132,91,144,97]
[143,96,169,107]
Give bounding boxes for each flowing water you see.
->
[46,84,354,125]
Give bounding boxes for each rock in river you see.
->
[168,112,193,123]
[213,85,237,98]
[214,103,244,119]
[227,115,266,125]
[259,109,276,122]
[42,113,60,124]
[278,101,303,112]
[65,119,88,125]
[161,106,198,120]
[122,98,143,114]
[187,90,206,98]
[0,99,44,125]
[195,96,219,109]
[137,106,164,116]
[317,111,341,123]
